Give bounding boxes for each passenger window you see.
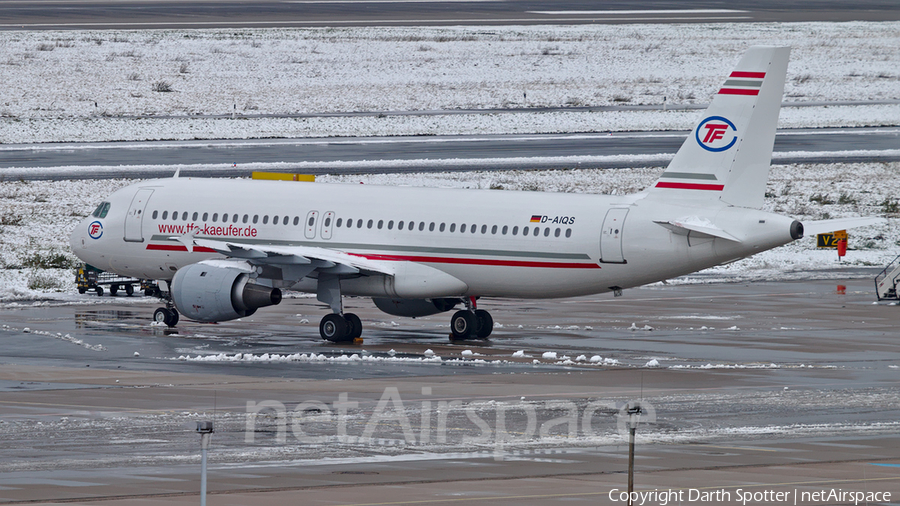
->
[336,218,343,228]
[273,215,279,225]
[192,212,198,221]
[221,213,228,222]
[490,225,497,234]
[152,210,158,219]
[398,221,404,230]
[263,215,269,224]
[253,215,258,224]
[367,219,373,229]
[172,211,178,221]
[523,226,529,236]
[534,227,540,237]
[429,222,435,232]
[544,228,550,237]
[418,222,424,231]
[181,212,188,221]
[234,214,240,223]
[203,212,208,221]
[357,219,363,228]
[501,225,508,235]
[388,220,394,230]
[308,216,314,227]
[460,224,466,233]
[283,216,289,225]
[377,220,383,229]
[555,228,561,237]
[440,223,446,232]
[450,223,456,233]
[162,211,169,220]
[512,226,519,235]
[566,228,572,238]
[243,214,249,224]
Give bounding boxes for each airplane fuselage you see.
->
[71,177,797,300]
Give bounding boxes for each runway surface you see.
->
[2,275,899,504]
[3,127,899,181]
[2,0,899,30]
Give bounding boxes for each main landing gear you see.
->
[317,274,364,343]
[449,297,493,341]
[319,312,363,342]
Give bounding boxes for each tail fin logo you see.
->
[696,116,737,152]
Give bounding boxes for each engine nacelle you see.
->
[372,297,460,318]
[171,263,282,322]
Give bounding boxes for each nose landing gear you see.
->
[153,307,179,328]
[153,290,179,328]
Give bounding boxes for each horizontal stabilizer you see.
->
[654,218,740,242]
[802,217,886,236]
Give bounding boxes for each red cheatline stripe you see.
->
[145,244,601,269]
[730,71,766,79]
[719,88,760,96]
[655,182,725,191]
[147,244,217,253]
[357,253,601,269]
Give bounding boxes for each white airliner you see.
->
[69,46,881,342]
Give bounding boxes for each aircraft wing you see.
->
[187,237,468,312]
[190,238,396,277]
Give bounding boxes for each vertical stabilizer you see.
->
[648,46,790,208]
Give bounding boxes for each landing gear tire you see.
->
[109,284,119,296]
[344,313,362,340]
[450,310,478,340]
[320,313,350,342]
[124,284,134,296]
[474,309,494,339]
[153,307,179,328]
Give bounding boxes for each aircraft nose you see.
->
[69,219,89,260]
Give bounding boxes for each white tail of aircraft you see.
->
[70,45,884,342]
[649,46,790,208]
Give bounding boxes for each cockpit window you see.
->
[91,202,111,218]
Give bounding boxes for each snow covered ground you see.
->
[0,22,897,301]
[1,161,897,301]
[0,22,898,143]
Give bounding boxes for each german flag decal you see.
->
[530,215,542,223]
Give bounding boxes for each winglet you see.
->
[170,230,197,253]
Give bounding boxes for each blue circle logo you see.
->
[696,116,737,152]
[88,221,103,240]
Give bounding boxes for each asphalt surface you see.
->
[1,276,900,504]
[3,127,898,181]
[2,0,899,30]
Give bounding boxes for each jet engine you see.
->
[372,297,461,318]
[171,263,282,322]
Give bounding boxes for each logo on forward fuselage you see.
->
[88,221,103,240]
[696,116,737,152]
